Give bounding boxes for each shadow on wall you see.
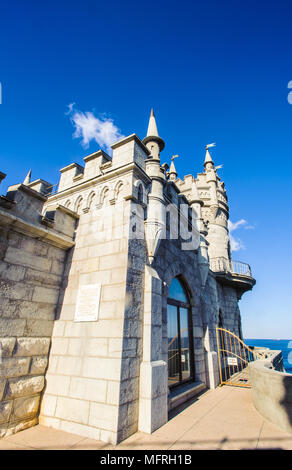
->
[38,240,76,424]
[281,375,292,430]
[54,242,76,321]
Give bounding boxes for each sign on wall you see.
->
[74,283,101,322]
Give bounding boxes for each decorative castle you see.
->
[0,110,255,443]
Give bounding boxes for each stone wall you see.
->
[0,182,76,437]
[249,352,292,435]
[39,137,151,445]
[154,238,212,385]
[116,233,145,443]
[147,236,243,396]
[39,198,133,444]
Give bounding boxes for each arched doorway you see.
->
[167,277,195,388]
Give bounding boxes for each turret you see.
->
[197,145,255,296]
[196,145,231,272]
[204,147,214,172]
[168,155,178,182]
[142,108,165,160]
[143,109,166,264]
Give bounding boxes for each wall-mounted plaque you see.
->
[74,283,101,322]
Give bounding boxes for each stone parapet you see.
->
[249,351,292,435]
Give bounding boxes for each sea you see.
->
[244,338,292,374]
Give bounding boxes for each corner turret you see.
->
[169,155,178,181]
[142,109,165,160]
[143,109,166,263]
[197,144,255,297]
[204,147,214,171]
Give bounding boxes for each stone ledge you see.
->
[0,417,38,439]
[0,208,75,249]
[168,381,206,411]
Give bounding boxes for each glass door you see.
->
[167,277,194,388]
[167,304,180,387]
[179,307,191,382]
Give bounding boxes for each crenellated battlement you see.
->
[0,177,78,247]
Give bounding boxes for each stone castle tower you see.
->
[0,111,255,443]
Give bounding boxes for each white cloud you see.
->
[66,102,75,115]
[228,219,248,232]
[228,219,254,252]
[229,233,245,252]
[66,104,124,154]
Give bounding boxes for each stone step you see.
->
[168,381,206,411]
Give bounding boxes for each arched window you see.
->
[115,182,124,201]
[101,187,109,206]
[167,277,195,388]
[75,196,83,214]
[87,192,96,210]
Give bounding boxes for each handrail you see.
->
[217,327,256,355]
[210,257,252,277]
[231,260,252,277]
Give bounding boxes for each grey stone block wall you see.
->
[116,235,146,442]
[0,230,69,437]
[0,184,76,438]
[39,200,133,444]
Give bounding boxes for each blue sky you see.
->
[0,0,291,338]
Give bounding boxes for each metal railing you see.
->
[231,260,252,277]
[216,327,256,387]
[210,257,252,277]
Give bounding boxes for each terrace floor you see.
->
[1,386,292,450]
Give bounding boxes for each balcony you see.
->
[231,260,252,277]
[210,257,256,298]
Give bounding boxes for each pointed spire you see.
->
[169,155,178,181]
[146,108,159,137]
[204,144,215,170]
[142,108,165,154]
[23,170,32,185]
[204,148,214,166]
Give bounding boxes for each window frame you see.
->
[167,277,195,389]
